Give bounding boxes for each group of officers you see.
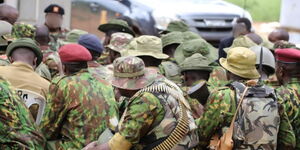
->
[0,2,300,150]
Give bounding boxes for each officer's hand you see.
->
[83,142,110,150]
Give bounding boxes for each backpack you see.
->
[231,81,280,150]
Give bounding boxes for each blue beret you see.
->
[78,34,103,54]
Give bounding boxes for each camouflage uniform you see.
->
[196,83,296,149]
[0,77,46,149]
[276,80,300,149]
[108,56,199,150]
[11,22,36,39]
[40,69,119,149]
[40,46,63,78]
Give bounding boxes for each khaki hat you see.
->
[59,29,88,45]
[0,21,12,46]
[106,32,133,53]
[98,19,135,36]
[161,31,183,48]
[180,53,213,73]
[174,38,217,64]
[6,38,43,66]
[219,47,260,79]
[122,35,169,60]
[224,35,257,52]
[111,56,157,90]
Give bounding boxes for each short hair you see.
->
[237,18,252,32]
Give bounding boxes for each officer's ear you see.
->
[32,57,37,69]
[8,56,14,63]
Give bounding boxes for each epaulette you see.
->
[51,75,67,85]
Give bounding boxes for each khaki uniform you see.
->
[0,62,50,97]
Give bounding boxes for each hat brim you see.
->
[124,50,169,60]
[219,58,260,79]
[111,68,157,90]
[105,45,123,53]
[180,66,213,73]
[98,24,135,36]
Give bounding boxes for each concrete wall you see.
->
[4,0,71,28]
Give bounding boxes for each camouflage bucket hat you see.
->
[106,32,134,53]
[174,38,217,64]
[98,19,135,36]
[180,53,213,73]
[0,21,12,47]
[59,29,88,45]
[224,35,257,53]
[161,31,183,48]
[11,22,36,40]
[122,35,169,60]
[111,56,157,90]
[6,38,43,66]
[219,47,260,79]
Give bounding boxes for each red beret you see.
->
[275,48,300,62]
[59,44,92,62]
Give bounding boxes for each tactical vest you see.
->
[231,82,279,150]
[160,61,182,85]
[133,78,199,150]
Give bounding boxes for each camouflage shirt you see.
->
[40,69,119,149]
[208,65,229,88]
[196,82,296,149]
[0,77,46,149]
[41,46,63,78]
[114,78,199,150]
[276,79,300,149]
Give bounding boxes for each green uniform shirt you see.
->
[40,69,119,149]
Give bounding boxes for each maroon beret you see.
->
[59,44,92,63]
[275,48,300,63]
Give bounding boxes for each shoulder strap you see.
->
[227,86,249,140]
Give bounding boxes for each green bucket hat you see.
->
[219,47,260,79]
[180,53,213,73]
[122,35,169,60]
[106,32,134,53]
[160,21,189,34]
[98,19,135,36]
[6,38,43,66]
[111,56,157,90]
[59,29,88,45]
[11,22,36,39]
[224,35,257,52]
[174,38,217,64]
[0,21,12,47]
[182,31,202,42]
[161,31,183,48]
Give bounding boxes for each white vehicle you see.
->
[136,0,252,46]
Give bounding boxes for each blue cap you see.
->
[78,34,103,54]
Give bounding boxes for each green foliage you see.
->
[226,0,281,22]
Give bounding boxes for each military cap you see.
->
[44,4,65,15]
[219,47,260,79]
[11,22,36,39]
[59,44,92,63]
[0,20,12,47]
[6,38,43,65]
[78,34,103,54]
[98,19,135,36]
[60,29,88,45]
[106,32,133,53]
[182,31,202,42]
[161,31,183,48]
[180,53,213,73]
[174,38,217,64]
[161,21,189,34]
[250,46,275,75]
[110,56,157,90]
[122,35,169,60]
[224,35,257,52]
[275,48,300,63]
